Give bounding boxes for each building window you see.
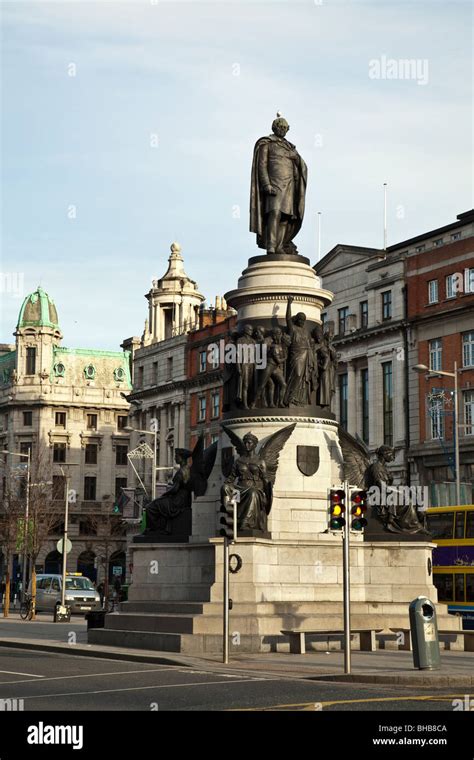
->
[321,313,328,326]
[433,238,444,247]
[360,301,368,329]
[338,307,349,335]
[84,364,96,380]
[199,350,207,373]
[463,331,474,368]
[451,232,461,241]
[446,274,457,299]
[415,245,425,252]
[53,362,65,377]
[211,433,219,445]
[381,290,392,321]
[211,392,220,419]
[79,520,97,536]
[52,475,66,501]
[382,362,393,447]
[210,347,220,370]
[465,391,474,436]
[138,366,144,387]
[361,368,369,444]
[116,445,128,466]
[86,414,97,430]
[429,392,445,440]
[153,362,158,384]
[19,441,32,458]
[429,338,442,372]
[84,476,97,501]
[53,442,66,463]
[167,357,173,381]
[115,477,128,500]
[117,415,128,430]
[465,267,474,293]
[25,347,36,375]
[428,280,438,304]
[23,411,32,426]
[113,367,125,382]
[198,396,206,422]
[339,374,348,431]
[55,411,66,428]
[85,444,98,465]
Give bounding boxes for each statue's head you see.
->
[272,116,289,138]
[312,324,323,342]
[243,324,253,337]
[281,332,291,346]
[253,326,265,341]
[295,312,306,327]
[175,448,191,464]
[272,327,282,343]
[324,321,335,339]
[243,432,258,452]
[377,445,394,463]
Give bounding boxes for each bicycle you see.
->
[19,594,34,621]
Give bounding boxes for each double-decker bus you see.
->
[426,505,474,629]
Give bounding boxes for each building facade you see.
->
[406,209,474,504]
[0,287,132,586]
[317,208,474,503]
[316,244,409,482]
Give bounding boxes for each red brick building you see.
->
[186,306,237,450]
[407,209,474,504]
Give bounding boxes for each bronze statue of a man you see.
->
[250,115,307,255]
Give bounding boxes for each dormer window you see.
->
[84,364,96,380]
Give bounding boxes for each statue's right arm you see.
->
[258,143,271,191]
[286,298,293,333]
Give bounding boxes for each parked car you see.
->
[28,573,101,615]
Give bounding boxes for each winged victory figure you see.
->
[338,428,427,535]
[144,434,217,535]
[220,422,296,533]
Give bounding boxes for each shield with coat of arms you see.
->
[297,445,320,476]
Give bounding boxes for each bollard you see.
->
[409,596,441,670]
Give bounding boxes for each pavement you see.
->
[1,612,474,687]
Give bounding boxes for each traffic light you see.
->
[219,502,234,539]
[328,488,346,530]
[350,489,368,530]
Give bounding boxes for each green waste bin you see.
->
[409,596,441,670]
[121,584,129,602]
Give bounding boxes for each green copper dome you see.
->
[17,286,60,330]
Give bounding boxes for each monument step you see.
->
[122,601,208,615]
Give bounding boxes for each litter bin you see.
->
[121,584,129,602]
[409,596,441,670]
[85,610,106,630]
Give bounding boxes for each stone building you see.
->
[315,244,409,482]
[0,286,131,586]
[121,243,206,496]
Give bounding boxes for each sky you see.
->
[1,0,472,350]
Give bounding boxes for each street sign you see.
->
[56,538,72,554]
[112,566,122,576]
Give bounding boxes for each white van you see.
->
[30,573,101,614]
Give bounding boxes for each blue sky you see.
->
[1,0,472,349]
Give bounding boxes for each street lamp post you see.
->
[413,362,461,506]
[124,427,158,500]
[2,449,30,603]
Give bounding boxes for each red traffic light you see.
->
[329,489,346,530]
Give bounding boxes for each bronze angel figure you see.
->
[144,435,217,535]
[220,422,296,533]
[338,428,427,536]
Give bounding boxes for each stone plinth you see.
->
[88,538,460,653]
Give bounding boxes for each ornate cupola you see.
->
[143,243,205,345]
